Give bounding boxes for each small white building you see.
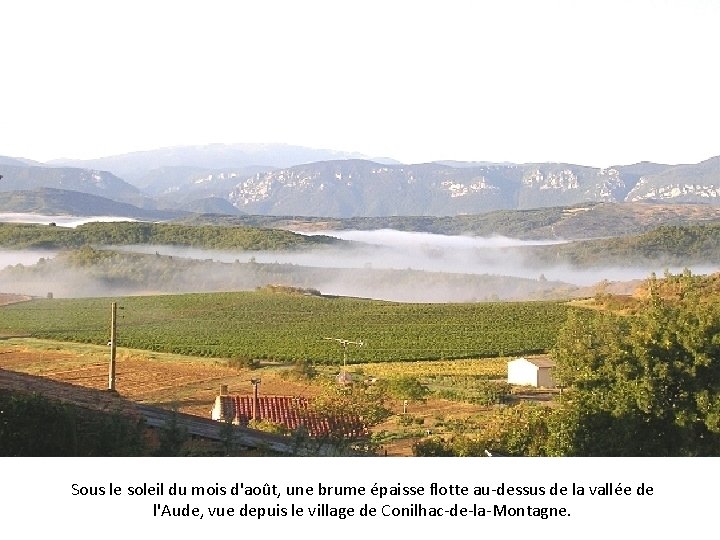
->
[507,356,556,388]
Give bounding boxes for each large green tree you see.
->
[550,273,720,456]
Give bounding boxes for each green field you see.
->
[0,292,571,362]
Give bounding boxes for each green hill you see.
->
[0,188,180,219]
[0,220,339,250]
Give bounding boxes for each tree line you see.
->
[528,223,720,266]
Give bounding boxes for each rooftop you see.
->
[213,394,366,438]
[512,356,556,368]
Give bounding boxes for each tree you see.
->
[311,380,391,428]
[550,274,720,456]
[381,376,429,403]
[154,408,189,456]
[0,391,147,456]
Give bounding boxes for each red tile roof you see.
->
[215,395,366,438]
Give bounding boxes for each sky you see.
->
[1,0,719,167]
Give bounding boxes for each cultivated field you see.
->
[0,291,567,455]
[0,338,508,455]
[0,291,570,361]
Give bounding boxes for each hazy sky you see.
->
[2,0,718,166]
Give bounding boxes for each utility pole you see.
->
[250,378,261,423]
[108,302,117,391]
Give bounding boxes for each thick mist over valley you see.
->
[0,213,138,227]
[110,230,566,275]
[0,249,58,268]
[109,229,720,286]
[1,227,717,301]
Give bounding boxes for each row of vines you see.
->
[0,291,571,362]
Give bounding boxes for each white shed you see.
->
[507,356,556,388]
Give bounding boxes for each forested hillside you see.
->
[527,223,720,266]
[0,222,338,250]
[182,202,720,240]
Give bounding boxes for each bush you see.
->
[0,391,147,456]
[228,357,260,370]
[381,376,429,402]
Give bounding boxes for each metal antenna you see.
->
[323,337,364,370]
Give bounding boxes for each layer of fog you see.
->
[109,230,567,278]
[1,229,717,302]
[306,229,568,248]
[0,213,137,228]
[107,229,719,287]
[0,249,57,269]
[0,261,571,302]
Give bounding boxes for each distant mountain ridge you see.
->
[625,156,720,203]
[0,188,182,220]
[2,146,719,217]
[178,197,245,215]
[0,155,41,167]
[49,143,397,184]
[0,163,143,204]
[218,157,720,216]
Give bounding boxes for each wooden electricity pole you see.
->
[250,378,261,422]
[108,302,117,391]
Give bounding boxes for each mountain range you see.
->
[0,144,719,218]
[48,143,393,185]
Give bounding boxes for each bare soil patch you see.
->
[0,340,318,418]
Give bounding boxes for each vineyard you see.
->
[356,358,508,378]
[356,358,512,406]
[0,291,571,362]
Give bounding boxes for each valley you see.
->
[1,145,720,457]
